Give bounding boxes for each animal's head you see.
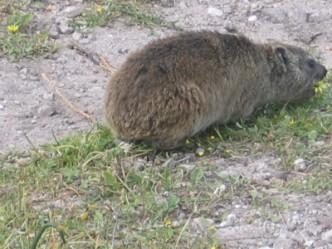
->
[269,44,327,102]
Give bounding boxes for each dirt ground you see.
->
[0,0,332,248]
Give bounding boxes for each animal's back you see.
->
[106,31,219,147]
[104,30,327,149]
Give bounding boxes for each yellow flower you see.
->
[196,148,205,157]
[185,139,191,144]
[209,135,216,140]
[210,246,218,249]
[7,24,19,33]
[95,4,105,13]
[163,217,172,227]
[314,81,328,95]
[80,212,89,221]
[289,118,296,126]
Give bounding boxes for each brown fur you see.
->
[105,30,327,149]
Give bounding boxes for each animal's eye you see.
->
[307,59,316,68]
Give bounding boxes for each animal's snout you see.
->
[322,66,327,79]
[317,64,327,81]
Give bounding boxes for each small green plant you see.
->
[72,0,178,30]
[0,9,56,61]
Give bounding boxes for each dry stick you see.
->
[41,73,96,123]
[99,56,118,74]
[67,42,118,74]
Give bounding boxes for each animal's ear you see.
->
[276,47,288,64]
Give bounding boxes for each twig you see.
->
[174,212,194,249]
[41,73,96,123]
[100,56,118,74]
[23,132,38,152]
[68,42,118,74]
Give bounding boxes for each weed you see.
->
[72,0,179,30]
[0,9,56,61]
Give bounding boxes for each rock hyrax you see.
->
[105,31,327,149]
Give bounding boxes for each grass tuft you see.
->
[0,8,56,61]
[72,0,179,30]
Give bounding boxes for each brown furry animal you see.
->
[105,31,327,149]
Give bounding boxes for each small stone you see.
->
[49,24,59,39]
[20,68,28,74]
[63,6,84,18]
[208,7,223,17]
[72,32,82,41]
[213,184,226,196]
[248,15,258,22]
[14,100,20,105]
[42,93,54,100]
[293,158,306,171]
[273,238,299,249]
[219,213,236,227]
[179,164,195,171]
[190,217,214,234]
[57,18,74,35]
[15,158,31,167]
[37,105,57,117]
[304,240,314,247]
[118,48,129,54]
[321,229,332,242]
[160,0,175,7]
[0,104,4,110]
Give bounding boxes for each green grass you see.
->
[1,74,332,248]
[71,0,179,30]
[0,5,57,61]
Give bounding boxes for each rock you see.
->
[19,68,28,80]
[37,105,57,117]
[49,24,60,39]
[293,158,306,172]
[219,213,236,227]
[62,5,84,18]
[321,229,332,243]
[304,240,314,247]
[118,48,129,54]
[208,7,223,17]
[215,225,273,242]
[0,104,4,110]
[160,0,175,8]
[273,238,299,249]
[57,18,74,35]
[190,217,214,234]
[248,15,258,22]
[213,184,226,196]
[42,93,54,101]
[72,32,82,41]
[179,164,195,171]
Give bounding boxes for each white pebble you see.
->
[293,158,306,171]
[248,15,258,22]
[208,7,223,17]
